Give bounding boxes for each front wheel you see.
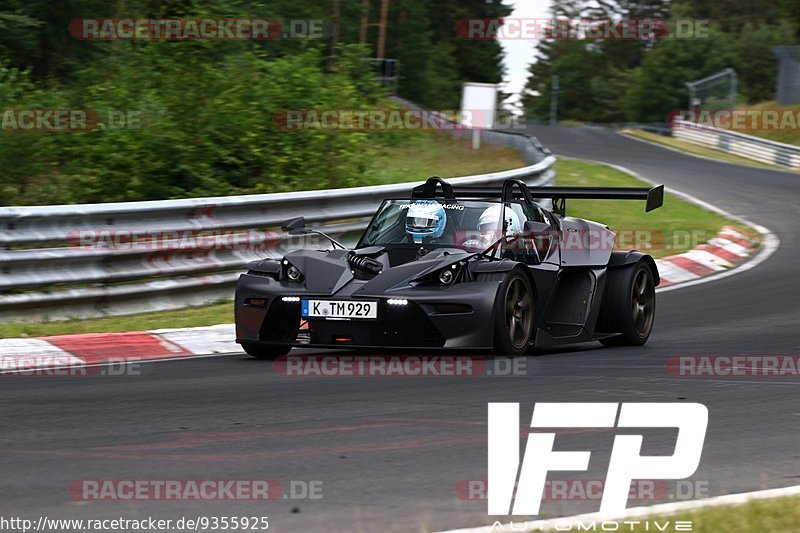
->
[241,342,292,360]
[482,269,535,355]
[599,261,656,346]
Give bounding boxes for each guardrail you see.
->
[673,120,800,169]
[585,122,673,136]
[0,135,556,321]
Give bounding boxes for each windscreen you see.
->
[358,199,508,250]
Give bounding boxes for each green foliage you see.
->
[382,0,510,108]
[626,31,736,122]
[734,22,797,103]
[1,44,387,205]
[523,0,800,123]
[0,1,512,205]
[673,0,797,35]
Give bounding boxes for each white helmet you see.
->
[478,204,522,234]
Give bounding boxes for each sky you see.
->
[500,0,553,109]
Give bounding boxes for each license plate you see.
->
[302,299,378,319]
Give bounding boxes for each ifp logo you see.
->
[487,403,708,515]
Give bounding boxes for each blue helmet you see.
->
[405,200,447,242]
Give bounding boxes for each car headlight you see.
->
[410,262,469,288]
[287,265,301,281]
[282,259,304,282]
[439,264,458,286]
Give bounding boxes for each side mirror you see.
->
[521,220,556,261]
[281,216,307,235]
[524,220,550,234]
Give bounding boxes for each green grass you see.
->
[628,495,800,532]
[554,158,753,259]
[727,101,800,146]
[1,158,754,338]
[364,132,526,184]
[560,120,586,128]
[0,303,233,338]
[622,129,790,170]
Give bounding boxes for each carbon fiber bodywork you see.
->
[235,251,504,350]
[234,178,663,352]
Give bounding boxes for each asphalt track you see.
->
[2,127,799,533]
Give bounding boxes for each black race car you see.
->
[235,177,664,358]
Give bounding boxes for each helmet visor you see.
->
[407,215,439,230]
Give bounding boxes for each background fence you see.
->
[673,120,800,169]
[0,131,555,322]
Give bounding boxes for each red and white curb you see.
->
[655,226,759,287]
[0,324,241,375]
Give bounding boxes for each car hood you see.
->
[281,247,473,295]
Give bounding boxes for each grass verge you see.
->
[622,130,787,170]
[629,495,800,532]
[364,132,526,184]
[0,303,233,338]
[1,158,752,338]
[727,101,800,146]
[554,158,753,259]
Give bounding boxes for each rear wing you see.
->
[411,177,664,216]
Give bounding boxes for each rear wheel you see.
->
[481,269,535,355]
[241,342,292,360]
[599,261,656,346]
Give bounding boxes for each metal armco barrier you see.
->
[673,120,800,169]
[0,136,555,321]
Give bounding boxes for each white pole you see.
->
[472,128,481,150]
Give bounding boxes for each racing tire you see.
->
[241,342,292,360]
[481,269,535,356]
[599,261,656,346]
